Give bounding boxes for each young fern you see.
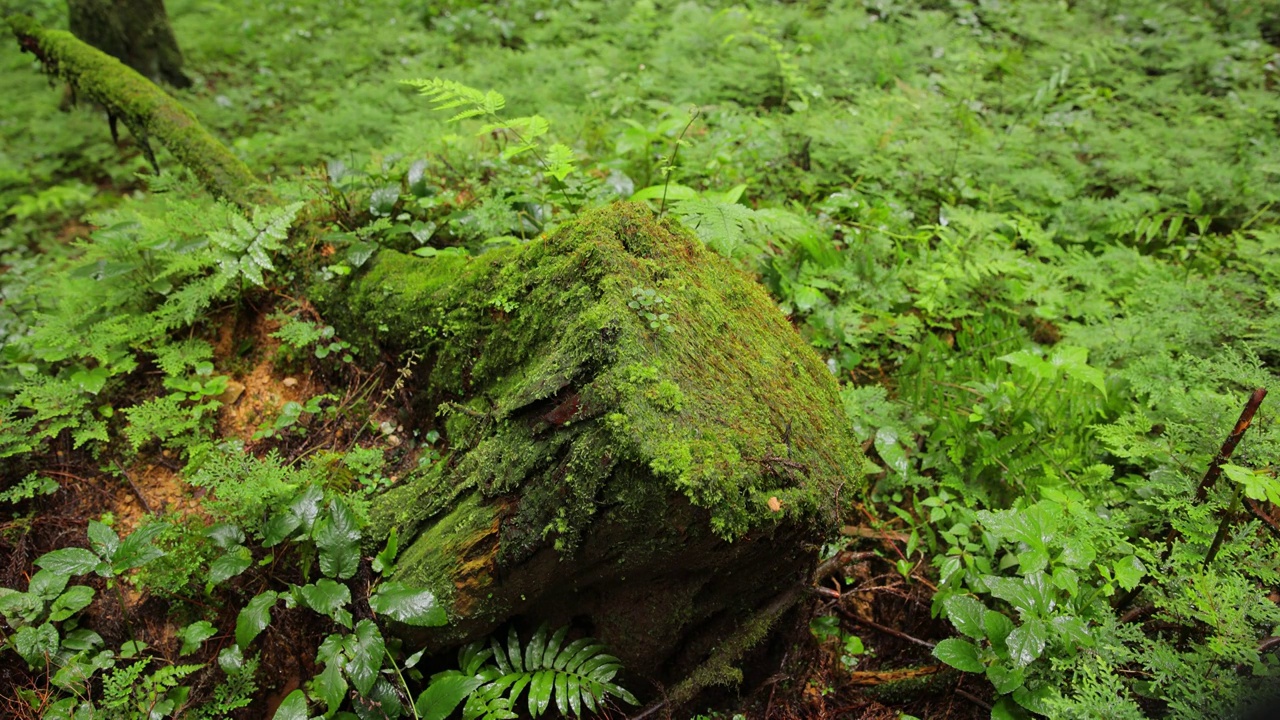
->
[401,78,577,191]
[418,624,638,720]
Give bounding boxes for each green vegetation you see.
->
[4,0,1280,718]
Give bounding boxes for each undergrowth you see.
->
[4,0,1280,717]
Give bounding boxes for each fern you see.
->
[419,624,639,720]
[210,202,306,287]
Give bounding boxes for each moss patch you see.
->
[7,15,264,208]
[328,202,864,683]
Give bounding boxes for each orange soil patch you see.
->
[111,462,203,533]
[214,312,323,442]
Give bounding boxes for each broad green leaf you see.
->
[355,678,405,720]
[932,637,985,673]
[35,548,101,577]
[343,619,386,696]
[1005,618,1048,667]
[28,568,70,602]
[297,579,351,620]
[112,522,169,573]
[416,672,486,720]
[1112,556,1145,591]
[1223,464,1280,504]
[314,659,347,715]
[206,523,246,549]
[372,527,398,575]
[630,183,697,202]
[542,625,569,669]
[943,595,988,640]
[236,591,278,649]
[874,426,910,480]
[179,620,217,656]
[998,350,1054,381]
[47,586,94,622]
[992,696,1033,720]
[0,590,42,625]
[86,521,119,561]
[986,662,1026,694]
[985,611,1015,652]
[370,583,446,627]
[14,622,59,666]
[272,689,310,720]
[208,546,253,584]
[314,499,361,580]
[218,644,245,672]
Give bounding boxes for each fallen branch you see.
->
[7,15,267,209]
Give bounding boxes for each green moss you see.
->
[392,491,498,612]
[7,15,264,209]
[342,202,862,545]
[330,202,864,634]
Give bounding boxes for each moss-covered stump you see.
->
[331,202,864,699]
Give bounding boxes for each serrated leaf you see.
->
[112,522,169,573]
[943,595,988,640]
[206,523,245,549]
[1005,618,1048,668]
[314,498,361,580]
[47,586,94,622]
[314,658,347,715]
[297,579,352,620]
[1112,556,1145,591]
[86,521,119,562]
[544,144,576,182]
[932,637,985,673]
[236,591,278,649]
[14,622,59,666]
[28,568,70,602]
[344,619,386,696]
[208,546,253,584]
[35,548,101,577]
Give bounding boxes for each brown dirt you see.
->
[212,310,323,442]
[111,461,202,533]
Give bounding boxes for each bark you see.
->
[7,16,265,209]
[67,0,191,88]
[321,203,866,703]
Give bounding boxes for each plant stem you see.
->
[1202,484,1242,568]
[659,107,700,217]
[385,650,421,720]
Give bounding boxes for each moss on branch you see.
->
[7,15,264,209]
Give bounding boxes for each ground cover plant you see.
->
[3,0,1280,718]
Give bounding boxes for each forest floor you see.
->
[4,0,1280,718]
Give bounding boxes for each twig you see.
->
[113,461,153,515]
[1118,603,1155,625]
[1116,388,1266,610]
[955,687,992,711]
[1260,636,1280,654]
[1243,498,1280,541]
[835,606,936,649]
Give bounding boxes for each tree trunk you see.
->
[67,0,190,88]
[323,203,865,704]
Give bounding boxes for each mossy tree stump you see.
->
[328,203,864,700]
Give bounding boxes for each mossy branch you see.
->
[7,15,266,209]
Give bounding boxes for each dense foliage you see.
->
[3,0,1280,717]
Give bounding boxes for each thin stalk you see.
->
[1202,484,1242,568]
[384,650,421,720]
[659,107,700,217]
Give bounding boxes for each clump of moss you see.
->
[328,203,865,665]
